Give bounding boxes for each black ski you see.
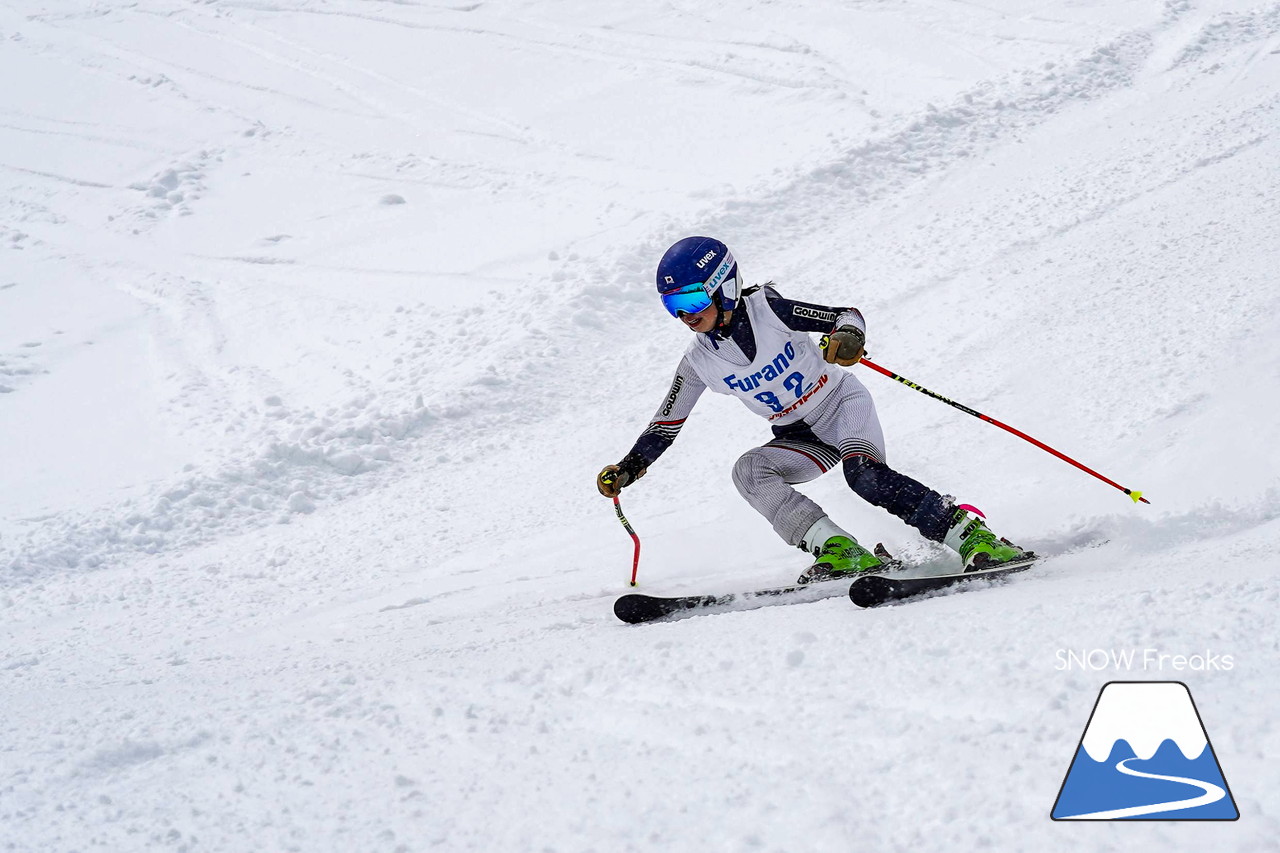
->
[614,542,908,624]
[614,580,850,624]
[848,555,1037,608]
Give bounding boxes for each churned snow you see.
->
[2,0,1278,851]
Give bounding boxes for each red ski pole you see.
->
[859,357,1149,504]
[612,496,642,586]
[600,470,642,585]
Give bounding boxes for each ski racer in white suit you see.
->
[597,236,1027,582]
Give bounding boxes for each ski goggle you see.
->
[660,282,715,318]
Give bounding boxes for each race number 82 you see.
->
[754,372,809,412]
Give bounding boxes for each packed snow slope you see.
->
[3,0,1279,850]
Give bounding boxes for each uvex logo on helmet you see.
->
[704,255,733,292]
[695,250,717,270]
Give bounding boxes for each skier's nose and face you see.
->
[679,304,723,334]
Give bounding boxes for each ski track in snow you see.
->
[3,0,1279,850]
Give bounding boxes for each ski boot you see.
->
[795,516,889,584]
[943,505,1031,571]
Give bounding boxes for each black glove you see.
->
[597,454,648,498]
[820,325,866,367]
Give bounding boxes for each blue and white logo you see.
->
[1052,681,1238,820]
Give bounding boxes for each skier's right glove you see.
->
[820,325,866,367]
[597,454,648,498]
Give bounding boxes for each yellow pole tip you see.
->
[1130,490,1144,503]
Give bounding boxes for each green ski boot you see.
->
[943,504,1028,571]
[795,516,885,584]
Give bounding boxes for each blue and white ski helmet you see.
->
[655,236,740,318]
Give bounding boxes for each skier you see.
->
[596,235,1028,583]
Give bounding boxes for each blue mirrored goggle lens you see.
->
[660,283,713,318]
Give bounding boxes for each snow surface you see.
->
[2,0,1279,850]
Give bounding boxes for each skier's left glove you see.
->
[597,454,648,498]
[820,325,866,366]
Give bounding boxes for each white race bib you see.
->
[685,290,838,424]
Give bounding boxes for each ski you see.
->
[612,548,1036,622]
[614,579,851,624]
[848,555,1037,608]
[613,543,913,624]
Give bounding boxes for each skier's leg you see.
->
[732,437,885,581]
[841,456,953,542]
[844,457,1030,566]
[731,441,835,547]
[807,373,953,541]
[812,375,1027,565]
